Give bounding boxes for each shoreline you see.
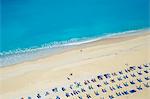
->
[0,29,150,99]
[0,28,149,67]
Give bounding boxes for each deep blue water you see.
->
[1,0,150,54]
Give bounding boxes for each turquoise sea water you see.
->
[1,0,150,54]
[0,0,150,66]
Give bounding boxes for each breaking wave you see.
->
[0,28,147,67]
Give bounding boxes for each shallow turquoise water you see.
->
[1,0,150,54]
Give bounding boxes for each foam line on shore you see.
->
[0,28,148,67]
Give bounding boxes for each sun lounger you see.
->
[136,85,143,90]
[94,91,99,96]
[102,89,107,93]
[45,91,49,96]
[67,77,70,80]
[122,91,129,95]
[76,82,81,88]
[129,66,136,71]
[56,96,60,99]
[117,77,122,81]
[116,92,122,96]
[104,73,111,78]
[81,88,86,92]
[62,87,66,91]
[91,78,97,83]
[118,71,123,74]
[37,94,41,98]
[84,80,90,85]
[116,84,122,89]
[130,81,135,85]
[122,91,126,95]
[138,66,143,69]
[87,80,90,83]
[70,93,74,96]
[73,90,79,95]
[65,93,70,97]
[129,89,136,93]
[143,64,149,67]
[143,83,150,88]
[109,95,114,99]
[111,72,117,76]
[52,88,58,93]
[130,73,136,77]
[109,86,116,91]
[97,75,103,80]
[86,94,92,98]
[78,90,81,93]
[144,77,150,80]
[73,90,80,95]
[137,71,142,75]
[78,96,83,99]
[144,70,149,73]
[104,81,109,85]
[97,84,102,87]
[88,85,93,90]
[123,75,128,79]
[123,82,129,87]
[84,81,88,85]
[110,79,115,83]
[124,68,131,73]
[70,84,73,89]
[137,78,142,83]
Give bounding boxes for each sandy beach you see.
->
[0,30,150,99]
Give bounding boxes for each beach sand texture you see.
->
[0,30,150,99]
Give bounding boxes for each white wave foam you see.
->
[0,28,148,67]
